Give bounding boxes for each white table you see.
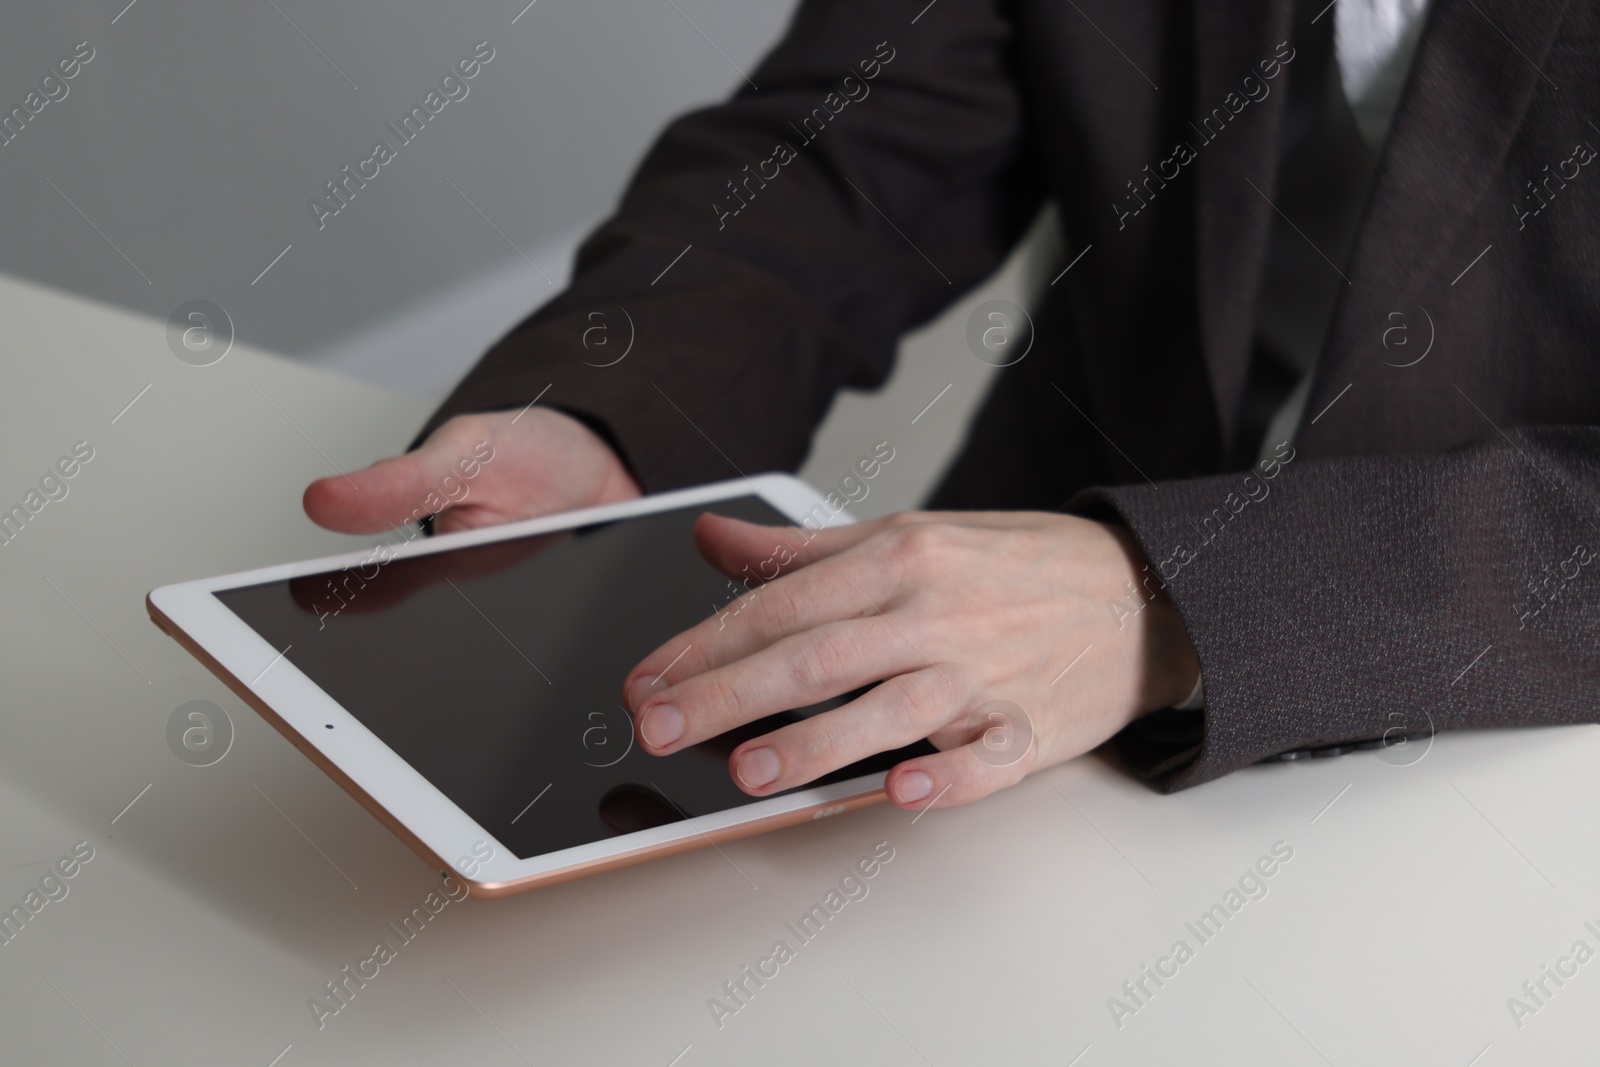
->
[0,273,1593,1065]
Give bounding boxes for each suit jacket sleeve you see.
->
[1073,426,1600,792]
[415,0,1045,487]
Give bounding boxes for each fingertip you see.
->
[731,744,782,793]
[694,511,810,580]
[694,510,745,528]
[889,742,1029,810]
[692,511,763,574]
[889,767,934,807]
[302,474,358,530]
[304,454,441,533]
[621,666,654,712]
[692,510,756,546]
[637,703,684,752]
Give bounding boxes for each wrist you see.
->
[1102,524,1201,714]
[1141,592,1201,713]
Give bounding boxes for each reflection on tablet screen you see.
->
[215,496,931,859]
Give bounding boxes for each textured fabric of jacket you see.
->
[417,0,1600,790]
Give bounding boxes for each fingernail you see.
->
[641,704,684,748]
[735,747,781,789]
[895,770,932,803]
[626,676,656,709]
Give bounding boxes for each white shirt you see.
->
[1337,0,1434,148]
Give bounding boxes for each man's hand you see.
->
[303,408,641,534]
[623,511,1201,810]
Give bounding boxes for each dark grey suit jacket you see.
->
[419,0,1600,790]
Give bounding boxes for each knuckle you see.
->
[882,522,952,578]
[438,413,490,447]
[881,670,948,739]
[790,626,859,689]
[752,582,806,638]
[796,716,856,772]
[883,510,928,529]
[687,670,745,726]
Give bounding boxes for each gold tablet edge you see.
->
[146,592,891,899]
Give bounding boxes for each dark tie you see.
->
[1233,0,1381,466]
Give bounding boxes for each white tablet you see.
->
[147,474,928,897]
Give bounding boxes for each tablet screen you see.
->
[215,496,931,860]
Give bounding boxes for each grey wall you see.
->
[1,0,1045,511]
[0,0,793,358]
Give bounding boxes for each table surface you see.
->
[1,271,1595,1066]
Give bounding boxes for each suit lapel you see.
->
[1301,0,1574,445]
[1191,0,1295,445]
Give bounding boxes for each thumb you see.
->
[690,510,880,581]
[303,440,469,534]
[690,513,815,583]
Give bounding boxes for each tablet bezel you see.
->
[147,473,891,897]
